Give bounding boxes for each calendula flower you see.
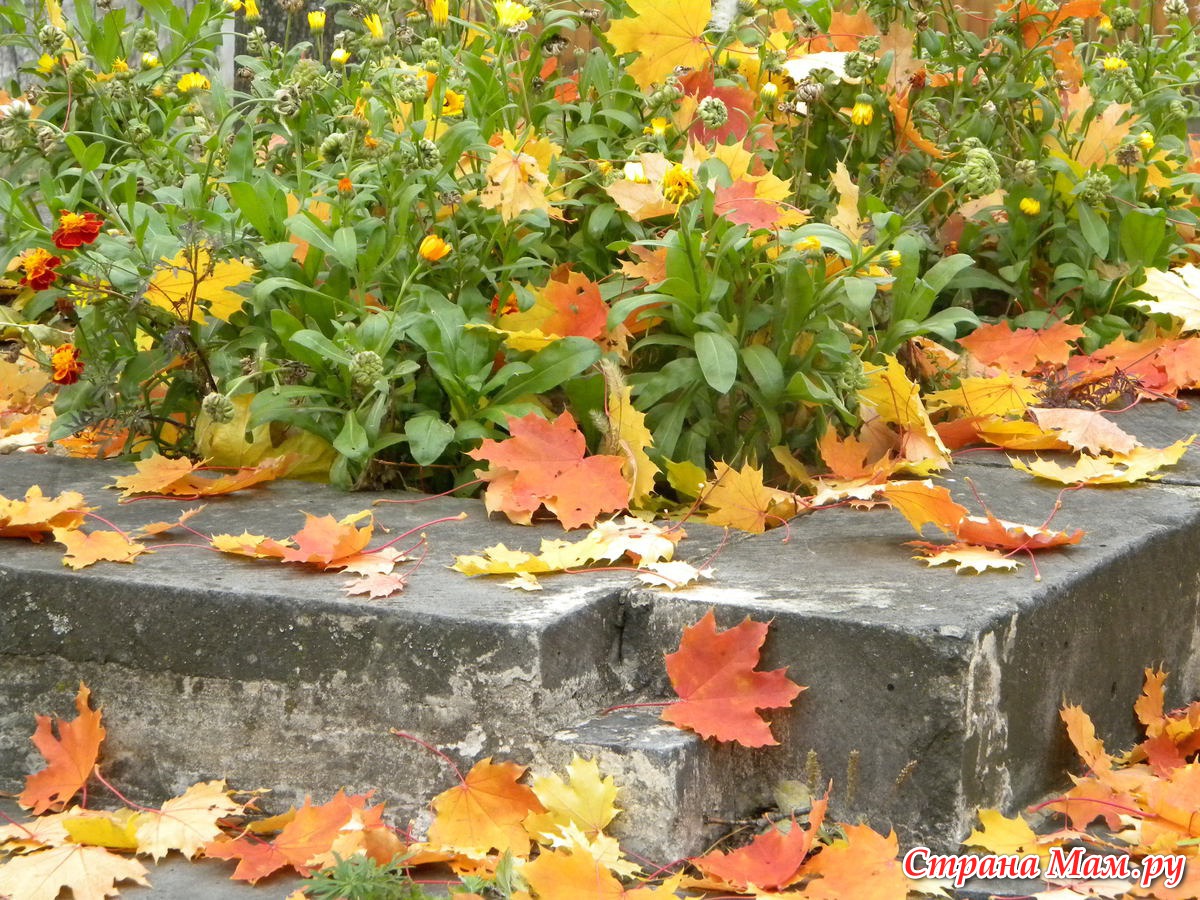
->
[431,0,449,25]
[494,0,533,29]
[177,72,210,93]
[338,177,354,194]
[19,248,62,291]
[1102,55,1129,71]
[623,160,648,183]
[760,82,779,102]
[363,13,384,38]
[1019,197,1041,216]
[308,9,326,30]
[643,117,670,137]
[441,89,465,116]
[880,250,902,268]
[244,0,260,18]
[850,97,874,126]
[50,343,83,385]
[52,210,104,249]
[794,236,821,253]
[1138,131,1155,151]
[111,58,129,73]
[141,52,160,68]
[36,54,57,75]
[1097,13,1113,33]
[660,163,699,205]
[331,48,351,65]
[419,234,453,261]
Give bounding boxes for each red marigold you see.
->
[19,248,62,291]
[50,343,83,385]
[52,210,104,249]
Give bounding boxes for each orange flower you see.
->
[419,234,452,261]
[52,210,104,249]
[50,343,83,385]
[19,248,62,290]
[338,177,354,194]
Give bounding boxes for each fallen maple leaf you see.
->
[0,485,91,541]
[480,146,560,223]
[957,320,1084,373]
[605,379,659,505]
[0,842,150,899]
[110,452,296,499]
[662,609,804,747]
[53,527,147,570]
[144,246,257,324]
[135,780,245,861]
[1132,265,1200,333]
[525,756,620,843]
[19,684,105,815]
[270,791,383,876]
[604,0,712,91]
[1028,408,1138,455]
[521,845,625,899]
[963,809,1061,864]
[202,834,289,884]
[790,824,916,899]
[469,412,630,530]
[918,545,1023,574]
[701,461,803,533]
[1011,437,1194,485]
[426,757,546,857]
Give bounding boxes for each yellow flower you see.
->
[494,0,533,29]
[141,53,160,68]
[793,236,821,253]
[431,0,449,25]
[850,99,874,126]
[363,13,384,38]
[441,89,465,116]
[244,0,260,20]
[660,163,699,205]
[642,117,670,138]
[1019,197,1041,216]
[224,0,242,10]
[112,58,129,73]
[37,54,57,75]
[1098,13,1113,33]
[1138,131,1154,151]
[419,234,453,261]
[331,48,351,65]
[1102,55,1129,71]
[177,72,211,93]
[880,250,902,267]
[96,71,115,83]
[308,9,326,31]
[623,160,648,183]
[760,82,779,102]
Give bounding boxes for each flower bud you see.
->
[202,392,237,424]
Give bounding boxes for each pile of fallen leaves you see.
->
[0,612,949,899]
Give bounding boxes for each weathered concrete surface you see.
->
[3,401,1200,867]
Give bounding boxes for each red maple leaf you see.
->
[661,609,804,747]
[713,181,786,230]
[203,835,289,883]
[18,683,105,814]
[468,412,629,529]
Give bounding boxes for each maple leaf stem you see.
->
[365,512,467,555]
[1031,795,1150,820]
[698,527,732,570]
[373,479,484,505]
[121,492,203,504]
[0,806,38,839]
[388,731,466,784]
[598,700,672,715]
[82,511,132,538]
[92,767,157,814]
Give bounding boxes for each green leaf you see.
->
[333,413,369,459]
[1077,203,1110,259]
[694,331,738,394]
[739,344,784,398]
[332,226,359,270]
[491,337,600,405]
[405,414,455,465]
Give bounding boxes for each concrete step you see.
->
[3,400,1200,869]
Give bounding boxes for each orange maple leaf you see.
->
[1009,0,1102,50]
[958,320,1084,373]
[426,757,546,856]
[19,683,105,814]
[789,824,911,900]
[691,792,829,891]
[53,527,147,569]
[522,846,625,899]
[662,609,804,747]
[271,791,379,876]
[111,452,296,499]
[0,485,91,541]
[203,835,289,883]
[469,412,629,530]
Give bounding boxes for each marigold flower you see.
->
[19,248,63,291]
[363,13,384,38]
[431,0,449,25]
[177,72,210,93]
[494,0,533,29]
[441,89,465,116]
[419,234,453,261]
[1102,55,1129,71]
[850,98,874,126]
[1019,197,1041,216]
[52,211,104,249]
[331,48,351,65]
[50,343,83,385]
[308,9,326,30]
[660,163,699,205]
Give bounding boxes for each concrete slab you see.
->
[3,401,1200,868]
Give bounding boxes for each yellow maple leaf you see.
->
[605,381,659,505]
[916,545,1022,574]
[0,842,150,898]
[963,809,1059,864]
[144,247,257,324]
[134,780,244,860]
[480,147,561,223]
[924,374,1038,418]
[52,528,146,570]
[63,808,146,851]
[702,462,802,533]
[1132,265,1200,333]
[859,355,949,467]
[1011,437,1194,484]
[604,0,713,91]
[525,757,620,844]
[830,162,865,242]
